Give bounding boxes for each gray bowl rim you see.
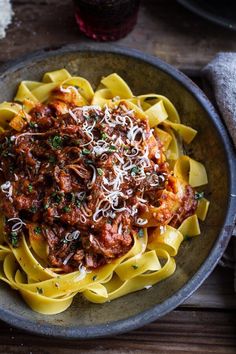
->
[177,0,236,32]
[0,43,235,339]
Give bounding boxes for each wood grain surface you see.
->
[0,1,236,353]
[0,0,236,72]
[1,308,236,354]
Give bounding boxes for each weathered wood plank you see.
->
[182,266,236,309]
[0,0,236,72]
[0,309,235,353]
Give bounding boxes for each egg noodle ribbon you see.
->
[0,70,209,314]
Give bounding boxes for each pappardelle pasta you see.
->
[0,69,209,315]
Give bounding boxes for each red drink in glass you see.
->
[73,0,140,41]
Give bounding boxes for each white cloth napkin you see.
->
[0,0,13,40]
[203,53,236,290]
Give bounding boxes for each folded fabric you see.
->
[0,0,13,40]
[203,53,236,291]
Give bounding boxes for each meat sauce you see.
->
[0,98,197,271]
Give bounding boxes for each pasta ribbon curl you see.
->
[0,69,209,314]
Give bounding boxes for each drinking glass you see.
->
[73,0,140,41]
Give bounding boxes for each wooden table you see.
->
[0,1,236,353]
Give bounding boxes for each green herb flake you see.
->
[82,148,90,155]
[29,121,37,128]
[97,168,103,176]
[50,135,63,149]
[10,231,18,248]
[48,155,56,164]
[108,145,117,152]
[44,203,49,210]
[194,191,204,200]
[34,226,41,235]
[131,166,140,175]
[184,235,192,241]
[138,229,144,238]
[52,193,62,204]
[36,287,43,294]
[28,184,33,193]
[74,139,82,146]
[69,193,75,203]
[132,265,138,270]
[84,159,93,164]
[63,206,71,213]
[30,206,37,213]
[75,199,81,208]
[101,132,108,140]
[92,275,97,281]
[2,151,9,157]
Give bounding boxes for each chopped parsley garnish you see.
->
[10,232,18,248]
[75,199,81,208]
[97,168,103,176]
[48,155,56,164]
[92,275,97,281]
[131,166,140,175]
[2,151,9,157]
[132,265,138,270]
[28,184,33,193]
[194,191,204,200]
[84,159,93,164]
[74,139,82,146]
[82,148,90,155]
[30,206,37,213]
[52,192,62,204]
[50,135,63,149]
[62,206,71,213]
[138,229,144,238]
[108,145,117,152]
[184,235,191,241]
[36,287,43,294]
[101,132,108,140]
[44,203,50,210]
[29,121,37,128]
[34,226,41,235]
[67,192,75,203]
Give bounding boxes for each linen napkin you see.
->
[0,0,13,40]
[203,53,236,290]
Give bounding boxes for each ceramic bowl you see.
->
[0,44,235,338]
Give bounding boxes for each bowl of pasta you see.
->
[0,43,235,338]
